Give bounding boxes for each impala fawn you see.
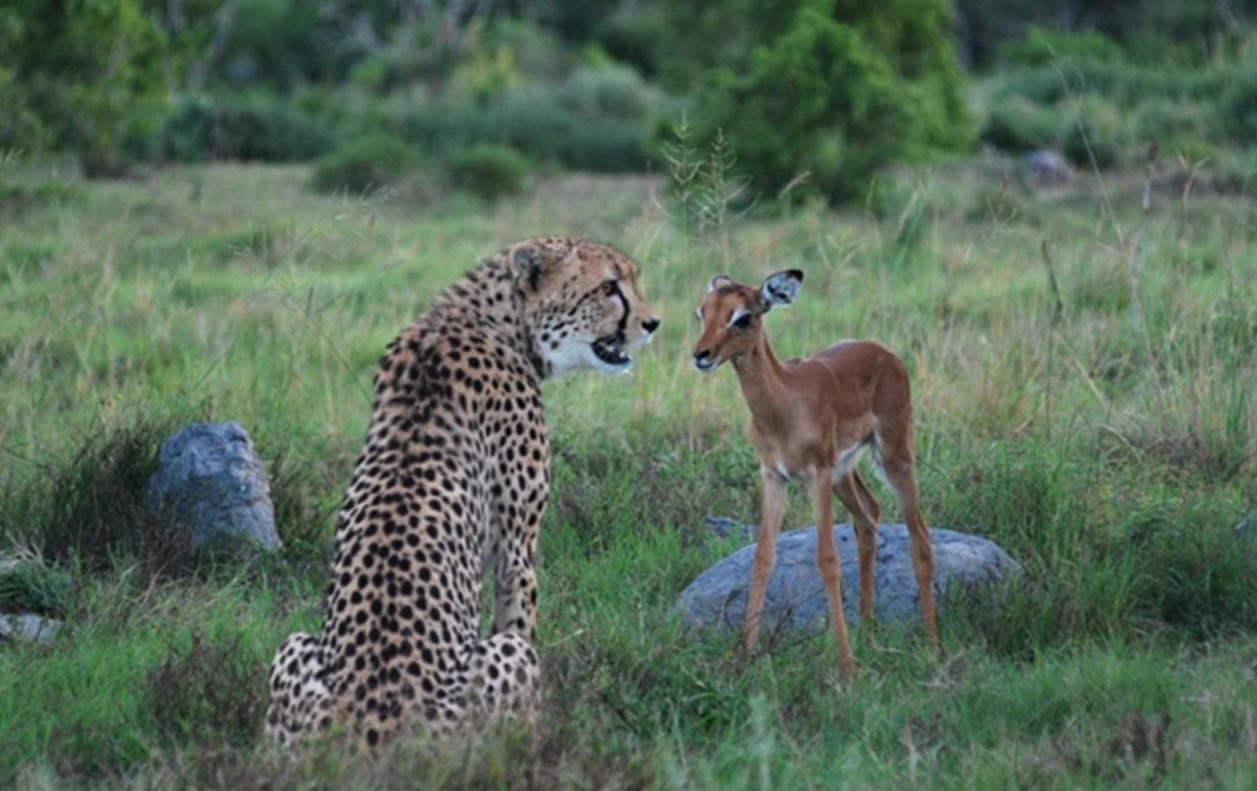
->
[692,270,937,677]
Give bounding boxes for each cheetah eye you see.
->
[602,280,619,297]
[732,313,753,329]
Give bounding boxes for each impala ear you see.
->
[759,269,803,311]
[511,242,559,291]
[707,274,733,293]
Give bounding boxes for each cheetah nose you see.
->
[642,318,661,334]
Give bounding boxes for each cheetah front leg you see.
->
[490,463,546,639]
[461,632,542,729]
[492,529,540,640]
[265,632,332,747]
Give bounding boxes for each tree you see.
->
[0,9,46,154]
[3,0,172,176]
[692,0,972,203]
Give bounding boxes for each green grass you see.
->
[0,158,1255,787]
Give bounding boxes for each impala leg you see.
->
[742,469,787,655]
[881,455,939,650]
[834,470,880,626]
[815,467,856,678]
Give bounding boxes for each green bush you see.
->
[3,0,172,177]
[692,1,972,203]
[1220,62,1257,143]
[979,39,1237,160]
[559,64,655,118]
[1133,97,1212,145]
[447,144,530,200]
[988,61,1227,111]
[309,134,417,194]
[388,65,667,173]
[3,418,192,576]
[157,94,336,163]
[0,172,81,214]
[1063,98,1128,170]
[979,97,1061,152]
[995,27,1125,68]
[0,558,73,618]
[0,67,46,154]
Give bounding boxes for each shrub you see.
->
[988,61,1227,112]
[1219,62,1257,143]
[3,0,172,177]
[0,557,73,618]
[447,144,530,200]
[157,94,336,163]
[0,67,46,154]
[693,1,972,203]
[0,168,80,215]
[1133,97,1212,146]
[558,64,655,119]
[388,65,666,173]
[995,27,1125,68]
[309,134,417,194]
[1063,98,1128,170]
[978,52,1233,162]
[0,418,194,576]
[980,97,1061,152]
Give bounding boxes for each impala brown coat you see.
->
[693,271,937,677]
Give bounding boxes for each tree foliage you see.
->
[2,0,172,175]
[692,0,972,203]
[1,0,1253,184]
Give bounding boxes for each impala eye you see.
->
[733,313,753,329]
[694,309,702,322]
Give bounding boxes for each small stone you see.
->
[0,614,62,646]
[677,519,1020,632]
[1025,150,1071,186]
[1235,514,1257,540]
[144,421,282,554]
[703,516,756,542]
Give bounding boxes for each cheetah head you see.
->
[511,238,660,377]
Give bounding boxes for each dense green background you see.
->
[5,0,1257,196]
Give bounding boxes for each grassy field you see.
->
[1,156,1256,788]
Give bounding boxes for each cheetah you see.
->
[266,237,660,749]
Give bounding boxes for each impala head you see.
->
[692,269,803,372]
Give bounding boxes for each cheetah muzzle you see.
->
[591,333,631,369]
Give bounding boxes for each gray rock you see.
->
[703,516,757,542]
[1235,514,1257,541]
[145,421,281,553]
[1026,150,1071,185]
[0,614,61,645]
[677,518,1020,632]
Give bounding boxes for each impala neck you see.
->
[731,333,793,432]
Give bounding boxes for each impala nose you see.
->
[693,349,716,372]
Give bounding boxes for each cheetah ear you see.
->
[511,242,558,292]
[758,269,803,312]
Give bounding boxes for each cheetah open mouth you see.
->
[591,335,632,368]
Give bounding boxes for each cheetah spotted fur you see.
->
[265,237,659,749]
